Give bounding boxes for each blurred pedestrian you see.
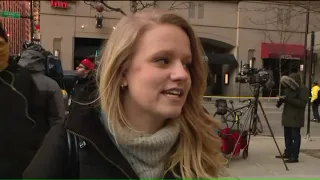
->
[68,58,97,111]
[276,73,308,163]
[311,81,320,122]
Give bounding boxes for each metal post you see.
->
[306,31,315,140]
[30,0,34,42]
[303,1,310,86]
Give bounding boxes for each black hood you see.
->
[18,49,46,73]
[280,73,301,91]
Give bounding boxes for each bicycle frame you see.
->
[224,100,252,129]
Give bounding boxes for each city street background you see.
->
[203,98,320,178]
[203,99,320,137]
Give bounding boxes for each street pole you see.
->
[302,0,310,86]
[30,0,34,43]
[306,31,315,141]
[20,0,34,42]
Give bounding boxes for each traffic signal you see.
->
[96,16,102,28]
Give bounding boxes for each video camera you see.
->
[235,59,274,89]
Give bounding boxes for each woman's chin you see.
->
[160,107,183,119]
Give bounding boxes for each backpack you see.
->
[215,99,228,115]
[18,44,64,86]
[46,54,63,81]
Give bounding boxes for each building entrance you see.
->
[73,37,105,69]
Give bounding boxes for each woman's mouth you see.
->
[162,88,184,98]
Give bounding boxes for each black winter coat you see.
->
[0,61,37,178]
[281,73,309,127]
[23,103,179,179]
[18,49,65,128]
[0,58,65,178]
[68,74,97,112]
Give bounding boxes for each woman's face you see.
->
[122,24,192,122]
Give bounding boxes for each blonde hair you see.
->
[97,9,226,178]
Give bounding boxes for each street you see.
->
[203,100,320,138]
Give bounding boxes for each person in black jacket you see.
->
[0,25,63,178]
[276,73,308,163]
[23,9,226,179]
[18,44,65,129]
[68,58,97,111]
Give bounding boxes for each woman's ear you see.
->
[120,67,128,87]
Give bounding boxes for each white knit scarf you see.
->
[102,113,180,178]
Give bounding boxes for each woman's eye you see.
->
[183,62,192,70]
[155,58,169,64]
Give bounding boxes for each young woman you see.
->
[23,9,225,179]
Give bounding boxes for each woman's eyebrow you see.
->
[151,50,191,59]
[152,50,172,57]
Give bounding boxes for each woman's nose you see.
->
[170,62,190,82]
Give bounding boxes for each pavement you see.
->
[223,137,320,178]
[203,97,279,105]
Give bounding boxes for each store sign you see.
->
[50,0,70,9]
[279,54,301,60]
[269,53,302,60]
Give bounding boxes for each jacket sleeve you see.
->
[286,87,309,108]
[311,86,319,103]
[23,124,69,178]
[47,80,66,127]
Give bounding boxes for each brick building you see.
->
[0,1,30,54]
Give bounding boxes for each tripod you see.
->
[227,83,289,171]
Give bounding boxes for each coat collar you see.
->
[65,104,179,179]
[65,104,138,179]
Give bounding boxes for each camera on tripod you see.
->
[235,63,271,86]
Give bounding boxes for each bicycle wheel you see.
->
[252,115,263,134]
[223,110,236,128]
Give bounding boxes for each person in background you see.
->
[68,58,97,111]
[23,9,226,178]
[276,73,308,163]
[18,44,65,129]
[311,81,320,122]
[0,24,63,178]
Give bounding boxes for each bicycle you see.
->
[214,99,263,135]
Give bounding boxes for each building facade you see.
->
[39,1,320,96]
[0,1,30,54]
[33,1,41,42]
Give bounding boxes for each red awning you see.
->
[261,42,305,60]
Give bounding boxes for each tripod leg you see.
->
[258,100,289,171]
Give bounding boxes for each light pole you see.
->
[306,31,315,140]
[302,0,311,86]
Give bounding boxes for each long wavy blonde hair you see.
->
[97,9,226,178]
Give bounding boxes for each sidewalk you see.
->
[225,137,320,178]
[203,96,278,104]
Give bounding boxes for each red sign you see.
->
[50,0,68,9]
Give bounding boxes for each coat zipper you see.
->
[68,130,132,179]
